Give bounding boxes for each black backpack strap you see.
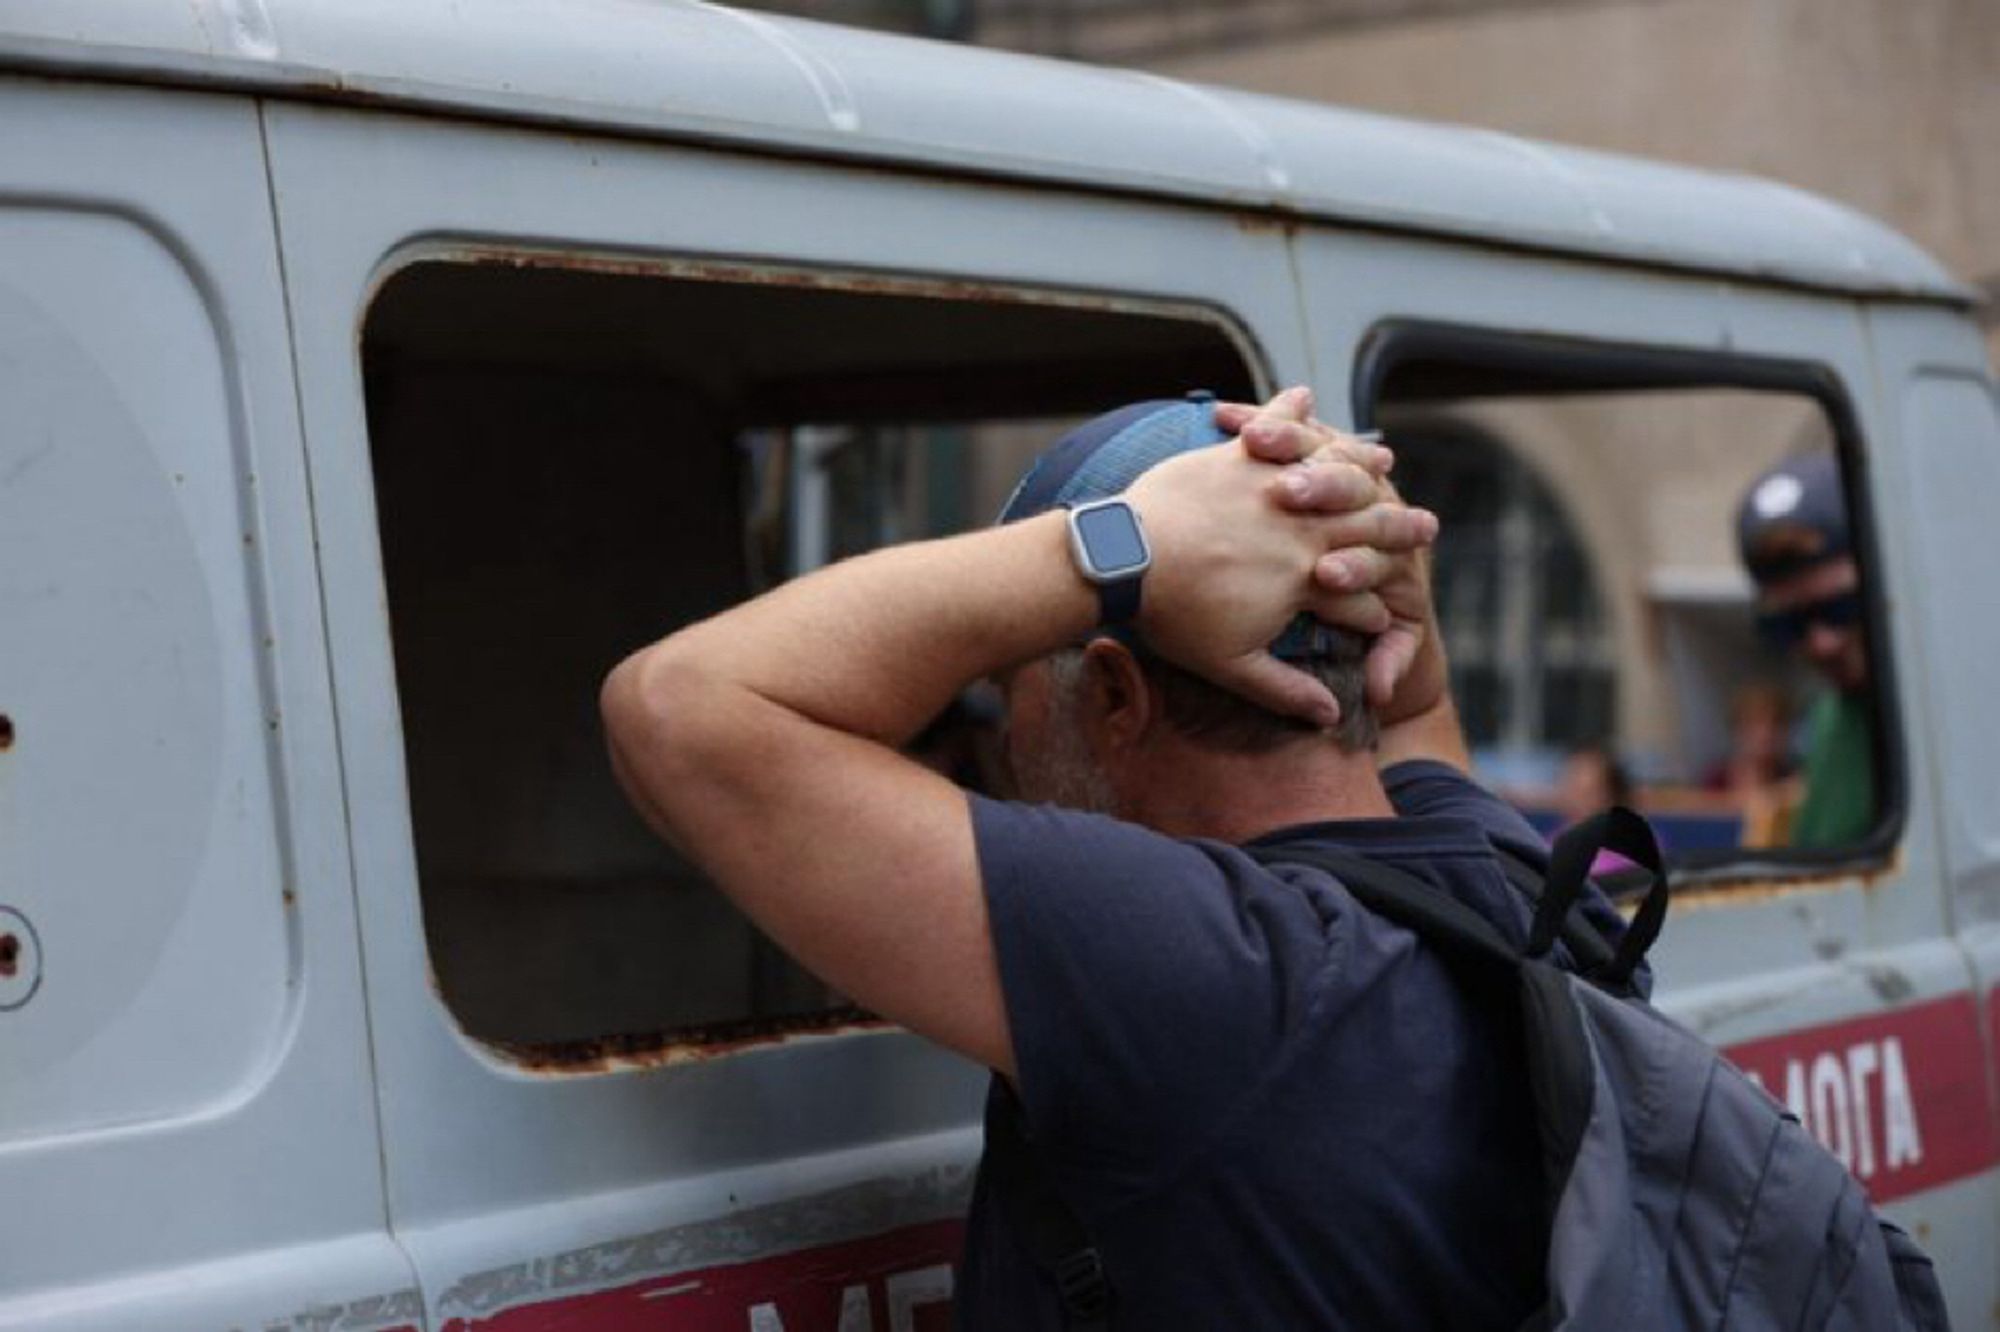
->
[1493,844,1618,976]
[1243,842,1520,969]
[1526,807,1665,989]
[1254,836,1631,978]
[986,1084,1114,1331]
[1245,841,1598,1233]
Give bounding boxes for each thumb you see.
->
[1206,652,1341,729]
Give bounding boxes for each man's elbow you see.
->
[601,643,713,775]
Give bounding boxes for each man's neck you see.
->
[1120,735,1396,844]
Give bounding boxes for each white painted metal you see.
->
[0,0,1969,303]
[0,78,418,1330]
[1879,301,2000,1323]
[1898,348,2000,926]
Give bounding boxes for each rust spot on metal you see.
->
[295,71,418,116]
[441,244,1164,318]
[1669,845,1904,911]
[490,1006,885,1075]
[282,887,297,907]
[0,713,12,750]
[0,934,16,978]
[1234,210,1302,238]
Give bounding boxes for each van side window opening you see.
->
[360,258,1256,1058]
[1383,421,1615,753]
[1366,335,1893,872]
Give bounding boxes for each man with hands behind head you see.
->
[603,388,1616,1329]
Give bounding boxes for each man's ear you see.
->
[1080,638,1157,754]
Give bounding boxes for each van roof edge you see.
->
[0,3,1974,307]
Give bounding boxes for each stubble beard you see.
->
[1011,670,1119,817]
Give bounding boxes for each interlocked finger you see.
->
[1305,589,1393,637]
[1209,650,1344,728]
[1316,546,1397,594]
[1312,502,1439,557]
[1271,459,1383,515]
[1246,420,1392,475]
[1216,388,1313,453]
[1219,400,1393,475]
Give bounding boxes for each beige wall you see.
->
[1151,0,1999,362]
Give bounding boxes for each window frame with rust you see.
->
[1353,319,1905,886]
[359,248,1275,1063]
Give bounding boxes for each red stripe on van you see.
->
[432,993,1997,1328]
[1723,991,1999,1203]
[440,1217,963,1332]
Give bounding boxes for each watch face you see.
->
[1074,501,1149,576]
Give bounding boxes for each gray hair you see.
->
[1050,630,1379,757]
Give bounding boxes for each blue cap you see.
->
[997,393,1348,660]
[1737,452,1851,585]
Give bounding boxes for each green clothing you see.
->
[1793,690,1875,847]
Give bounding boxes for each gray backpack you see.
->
[995,809,1952,1330]
[1255,810,1951,1331]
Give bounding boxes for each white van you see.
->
[2,3,1995,1328]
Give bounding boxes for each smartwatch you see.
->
[1064,498,1152,627]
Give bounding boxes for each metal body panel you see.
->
[1301,228,1996,1323]
[260,98,1310,1327]
[0,77,415,1329]
[0,0,1969,303]
[405,1128,978,1332]
[1870,299,2000,1323]
[1204,87,1954,298]
[0,196,291,1138]
[1881,307,2000,928]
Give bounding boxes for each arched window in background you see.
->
[1388,420,1616,767]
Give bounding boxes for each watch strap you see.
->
[1098,574,1142,628]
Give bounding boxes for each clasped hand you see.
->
[1123,387,1439,729]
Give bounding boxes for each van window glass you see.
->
[1368,347,1891,872]
[360,259,1255,1058]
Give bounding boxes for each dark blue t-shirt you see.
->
[959,760,1618,1331]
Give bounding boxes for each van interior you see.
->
[360,258,1256,1055]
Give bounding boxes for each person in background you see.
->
[1555,742,1642,874]
[1702,682,1801,848]
[1556,742,1632,824]
[1735,452,1876,847]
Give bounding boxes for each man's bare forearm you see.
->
[597,517,1092,1069]
[604,512,1088,781]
